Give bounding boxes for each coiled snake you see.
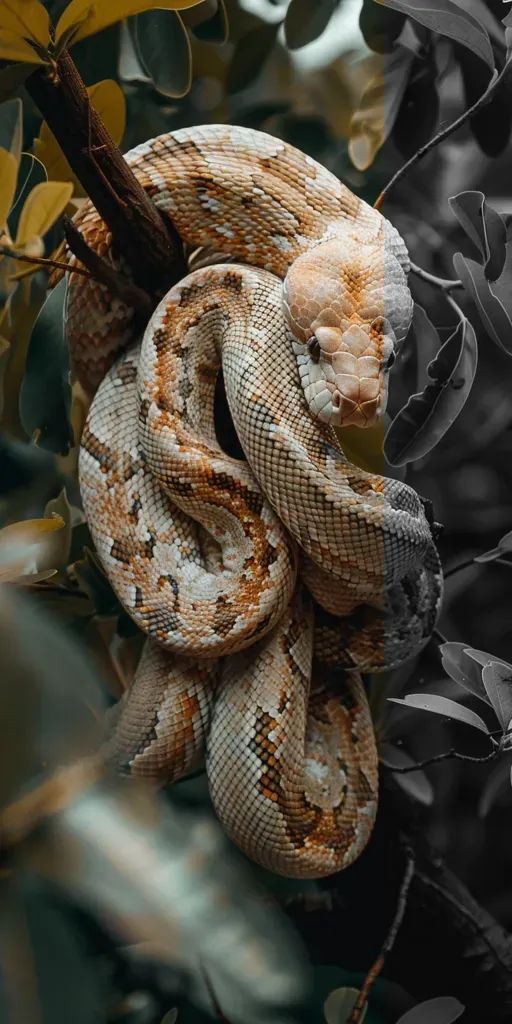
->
[66,126,443,878]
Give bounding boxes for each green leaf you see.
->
[388,693,490,734]
[226,21,279,94]
[133,10,192,98]
[449,191,507,281]
[19,278,73,454]
[481,662,512,731]
[0,97,23,167]
[284,0,337,50]
[349,46,414,170]
[453,250,512,356]
[440,642,491,704]
[384,316,478,466]
[396,996,465,1024]
[375,0,495,70]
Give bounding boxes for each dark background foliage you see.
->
[2,2,512,1023]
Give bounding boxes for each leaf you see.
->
[185,0,228,43]
[16,181,74,246]
[349,46,414,170]
[396,996,465,1024]
[0,147,18,228]
[359,0,406,54]
[19,278,73,454]
[380,743,434,806]
[55,0,204,46]
[324,987,366,1024]
[453,250,512,356]
[133,11,192,98]
[0,0,50,49]
[454,44,512,159]
[34,81,126,188]
[482,662,512,731]
[384,316,478,466]
[226,21,280,94]
[440,642,491,704]
[284,0,337,50]
[0,98,23,167]
[449,191,507,281]
[392,56,440,161]
[410,302,442,393]
[0,516,65,583]
[0,62,34,104]
[374,0,495,70]
[0,32,46,64]
[44,489,74,569]
[388,693,490,734]
[478,757,512,817]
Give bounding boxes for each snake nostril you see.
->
[307,335,321,363]
[332,391,342,410]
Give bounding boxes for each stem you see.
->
[381,745,498,774]
[0,244,92,281]
[374,56,512,211]
[348,851,415,1024]
[24,50,185,298]
[445,555,512,579]
[63,216,153,317]
[409,261,463,292]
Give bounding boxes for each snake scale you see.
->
[66,125,443,878]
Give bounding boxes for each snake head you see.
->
[282,236,413,428]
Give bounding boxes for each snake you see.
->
[65,125,443,878]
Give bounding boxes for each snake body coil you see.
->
[69,126,443,877]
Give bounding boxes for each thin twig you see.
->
[409,261,463,292]
[63,216,153,318]
[201,966,231,1023]
[445,555,512,580]
[374,56,512,211]
[348,850,416,1024]
[0,243,93,281]
[381,744,498,774]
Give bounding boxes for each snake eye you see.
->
[307,335,321,363]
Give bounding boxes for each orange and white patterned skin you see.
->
[71,126,443,878]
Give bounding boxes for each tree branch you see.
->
[24,50,186,299]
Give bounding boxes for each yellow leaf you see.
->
[34,80,126,189]
[15,181,74,246]
[56,0,204,46]
[0,0,50,48]
[0,31,46,64]
[0,517,65,543]
[0,148,17,228]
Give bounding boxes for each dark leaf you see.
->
[454,44,512,158]
[284,0,337,50]
[359,0,406,53]
[396,996,465,1024]
[133,11,192,98]
[380,742,434,805]
[19,278,73,455]
[0,96,22,164]
[482,662,512,730]
[384,316,478,466]
[388,693,490,733]
[226,21,279,94]
[478,757,512,817]
[453,250,512,355]
[349,44,414,170]
[411,303,442,393]
[449,191,507,281]
[186,0,228,43]
[0,62,34,104]
[391,56,440,160]
[440,642,491,704]
[374,0,495,70]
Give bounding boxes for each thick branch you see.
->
[25,50,186,298]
